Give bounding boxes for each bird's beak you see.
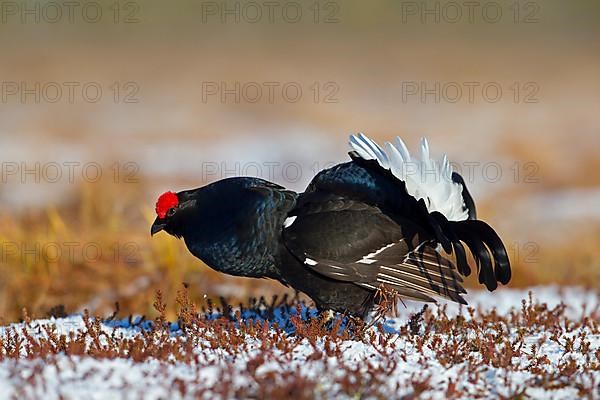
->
[151,218,166,236]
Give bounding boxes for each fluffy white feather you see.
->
[348,133,469,221]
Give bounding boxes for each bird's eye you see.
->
[166,207,176,217]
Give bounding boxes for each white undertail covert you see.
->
[349,133,469,221]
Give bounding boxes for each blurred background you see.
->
[0,0,598,322]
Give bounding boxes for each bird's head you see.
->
[151,190,198,237]
[151,191,179,236]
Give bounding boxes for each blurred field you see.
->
[0,0,599,322]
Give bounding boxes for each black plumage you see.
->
[151,135,511,318]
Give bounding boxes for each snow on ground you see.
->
[0,286,599,399]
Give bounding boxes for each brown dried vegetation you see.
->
[0,289,599,398]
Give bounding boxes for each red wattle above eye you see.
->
[155,191,179,218]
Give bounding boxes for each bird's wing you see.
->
[283,193,466,304]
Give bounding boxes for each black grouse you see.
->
[151,133,511,317]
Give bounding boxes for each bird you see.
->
[151,133,511,318]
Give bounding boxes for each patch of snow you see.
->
[0,286,598,399]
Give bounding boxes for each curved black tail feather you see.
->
[450,220,511,291]
[429,212,511,291]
